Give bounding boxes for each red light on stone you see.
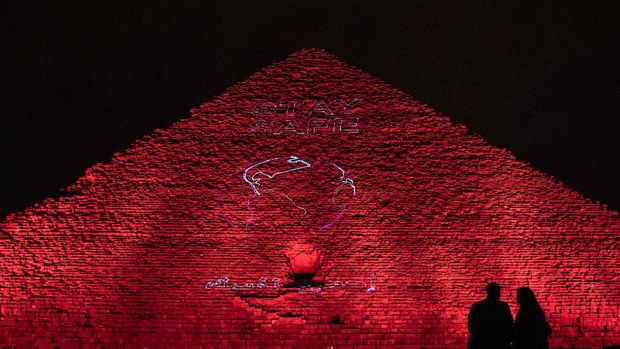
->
[0,48,617,348]
[286,242,321,275]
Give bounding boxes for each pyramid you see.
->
[1,49,618,348]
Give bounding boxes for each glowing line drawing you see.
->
[220,156,356,233]
[243,156,311,196]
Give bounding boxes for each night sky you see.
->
[1,2,618,218]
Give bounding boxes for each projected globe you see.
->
[218,156,356,234]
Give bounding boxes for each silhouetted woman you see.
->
[514,287,552,349]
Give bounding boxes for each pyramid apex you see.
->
[281,48,344,63]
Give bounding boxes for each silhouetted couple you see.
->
[467,282,552,349]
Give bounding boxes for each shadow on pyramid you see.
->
[1,48,618,348]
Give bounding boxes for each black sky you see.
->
[1,1,618,217]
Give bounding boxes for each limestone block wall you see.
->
[0,49,618,348]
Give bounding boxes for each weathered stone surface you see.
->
[0,49,618,348]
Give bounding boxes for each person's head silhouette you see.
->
[517,287,541,310]
[486,282,501,301]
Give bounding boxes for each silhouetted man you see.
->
[467,282,513,349]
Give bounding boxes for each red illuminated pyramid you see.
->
[1,49,618,348]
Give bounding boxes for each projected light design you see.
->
[204,273,376,294]
[218,156,356,233]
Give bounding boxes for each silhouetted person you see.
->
[467,282,513,349]
[514,287,552,349]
